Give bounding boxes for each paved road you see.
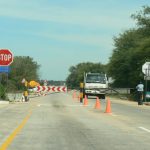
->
[0,93,150,150]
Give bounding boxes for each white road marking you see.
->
[138,127,150,133]
[67,104,92,107]
[36,104,92,107]
[110,113,118,116]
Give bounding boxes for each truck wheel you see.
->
[102,94,105,100]
[98,94,105,100]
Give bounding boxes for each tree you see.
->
[131,6,150,29]
[66,62,106,89]
[107,29,140,87]
[108,6,150,88]
[8,56,40,91]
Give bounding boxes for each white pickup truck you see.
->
[83,73,108,99]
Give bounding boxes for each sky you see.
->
[0,0,149,80]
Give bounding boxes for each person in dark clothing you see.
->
[136,82,144,105]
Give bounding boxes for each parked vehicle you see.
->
[83,73,108,99]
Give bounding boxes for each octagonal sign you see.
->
[0,49,13,66]
[142,62,150,76]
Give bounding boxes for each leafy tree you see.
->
[108,6,150,88]
[0,84,7,100]
[8,56,40,91]
[131,6,150,32]
[0,73,8,100]
[66,62,106,89]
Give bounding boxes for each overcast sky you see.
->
[0,0,149,80]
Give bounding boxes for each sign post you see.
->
[142,62,150,102]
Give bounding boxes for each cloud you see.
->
[33,32,113,49]
[0,0,135,29]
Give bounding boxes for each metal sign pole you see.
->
[145,75,147,102]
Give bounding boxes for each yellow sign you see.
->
[29,81,40,87]
[80,82,84,88]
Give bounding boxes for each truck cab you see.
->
[83,73,108,99]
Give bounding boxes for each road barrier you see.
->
[36,86,67,93]
[72,93,113,113]
[7,93,23,102]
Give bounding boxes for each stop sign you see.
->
[0,49,13,66]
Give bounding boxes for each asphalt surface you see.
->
[0,92,150,150]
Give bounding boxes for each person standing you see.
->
[136,82,144,105]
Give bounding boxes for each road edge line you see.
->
[0,110,32,150]
[138,127,150,133]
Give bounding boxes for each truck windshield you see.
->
[86,74,106,84]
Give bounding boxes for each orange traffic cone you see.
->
[105,97,112,113]
[95,97,101,109]
[72,90,77,99]
[83,95,88,106]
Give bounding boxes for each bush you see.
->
[0,84,7,100]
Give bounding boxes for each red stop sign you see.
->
[0,49,13,66]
